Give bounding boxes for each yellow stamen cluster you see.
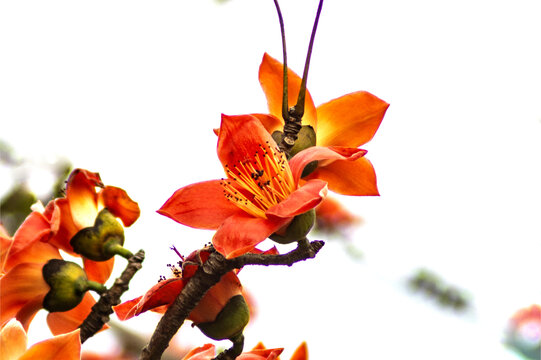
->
[220,141,296,218]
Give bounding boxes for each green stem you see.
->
[104,241,134,260]
[84,280,107,295]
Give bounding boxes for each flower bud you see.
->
[70,208,130,261]
[270,208,315,244]
[42,259,105,312]
[196,294,250,341]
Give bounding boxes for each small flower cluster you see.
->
[0,169,140,354]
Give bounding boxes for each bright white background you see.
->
[1,0,540,359]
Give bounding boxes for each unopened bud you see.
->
[270,209,315,244]
[71,208,132,261]
[196,295,250,341]
[42,259,106,312]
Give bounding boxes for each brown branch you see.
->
[139,240,324,360]
[80,249,145,343]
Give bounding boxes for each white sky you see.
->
[1,0,540,359]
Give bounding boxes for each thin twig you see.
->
[79,249,145,343]
[140,240,324,360]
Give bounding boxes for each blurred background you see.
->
[1,0,540,359]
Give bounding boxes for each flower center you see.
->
[220,141,296,218]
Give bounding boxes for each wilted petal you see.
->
[316,91,389,148]
[258,53,317,131]
[158,180,243,230]
[305,157,379,196]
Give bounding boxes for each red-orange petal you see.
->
[66,169,101,229]
[0,319,28,360]
[46,198,78,255]
[258,53,318,131]
[8,211,52,258]
[289,342,308,360]
[190,272,243,324]
[46,292,98,335]
[217,114,279,169]
[266,179,327,218]
[305,157,379,196]
[0,263,49,329]
[83,257,115,284]
[114,278,186,320]
[238,347,284,360]
[20,328,81,360]
[250,113,284,135]
[288,146,367,184]
[316,91,389,148]
[3,241,60,276]
[182,343,216,360]
[213,214,290,259]
[158,180,244,230]
[98,186,140,227]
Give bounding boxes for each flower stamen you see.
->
[221,142,296,218]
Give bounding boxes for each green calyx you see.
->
[269,208,315,244]
[196,295,250,341]
[42,259,106,312]
[273,126,318,177]
[70,208,133,261]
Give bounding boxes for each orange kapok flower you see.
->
[182,342,308,360]
[44,168,140,283]
[505,304,541,359]
[158,114,366,258]
[0,319,81,360]
[0,212,99,335]
[114,247,249,340]
[257,53,389,196]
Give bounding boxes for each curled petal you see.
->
[158,180,243,230]
[305,157,379,196]
[213,214,290,258]
[3,241,60,276]
[266,179,328,218]
[238,348,284,360]
[288,146,367,184]
[46,199,78,255]
[114,278,186,320]
[98,186,140,227]
[0,319,28,360]
[259,53,317,131]
[20,329,81,360]
[316,91,389,147]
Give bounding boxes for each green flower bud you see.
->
[196,295,250,341]
[270,208,315,244]
[42,259,106,312]
[70,208,132,261]
[274,126,318,177]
